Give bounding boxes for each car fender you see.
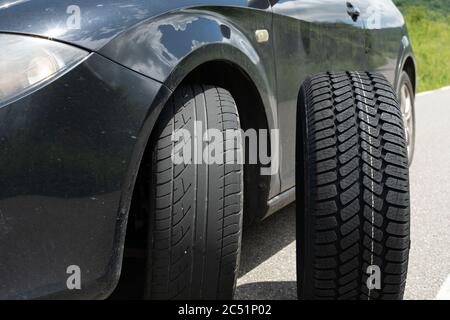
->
[99,9,277,133]
[395,33,417,93]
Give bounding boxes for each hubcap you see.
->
[400,83,414,163]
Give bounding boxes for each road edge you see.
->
[417,86,450,97]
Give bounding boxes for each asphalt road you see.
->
[236,87,450,300]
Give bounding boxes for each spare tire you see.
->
[296,72,411,300]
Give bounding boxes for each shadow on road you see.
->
[239,202,296,277]
[236,203,297,299]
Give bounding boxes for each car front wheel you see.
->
[145,85,244,300]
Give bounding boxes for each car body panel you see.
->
[0,53,169,299]
[355,0,406,86]
[272,0,367,191]
[0,0,270,51]
[0,0,153,51]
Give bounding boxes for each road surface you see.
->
[236,87,450,300]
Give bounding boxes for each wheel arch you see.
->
[112,57,275,296]
[402,56,417,94]
[102,8,281,212]
[181,60,273,225]
[99,9,278,132]
[144,57,275,227]
[152,58,275,227]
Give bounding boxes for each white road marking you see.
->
[417,86,450,97]
[435,274,450,300]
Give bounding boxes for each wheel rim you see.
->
[400,83,414,163]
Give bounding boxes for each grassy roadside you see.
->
[394,0,450,92]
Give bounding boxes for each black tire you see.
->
[396,71,416,166]
[297,72,411,300]
[145,85,243,300]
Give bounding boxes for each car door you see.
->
[271,0,367,192]
[352,0,405,86]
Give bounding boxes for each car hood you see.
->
[0,0,177,51]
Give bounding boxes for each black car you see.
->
[0,0,415,300]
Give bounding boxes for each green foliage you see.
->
[394,0,450,15]
[394,0,450,91]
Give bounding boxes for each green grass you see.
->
[394,1,450,92]
[394,0,450,14]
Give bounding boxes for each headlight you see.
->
[0,34,89,105]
